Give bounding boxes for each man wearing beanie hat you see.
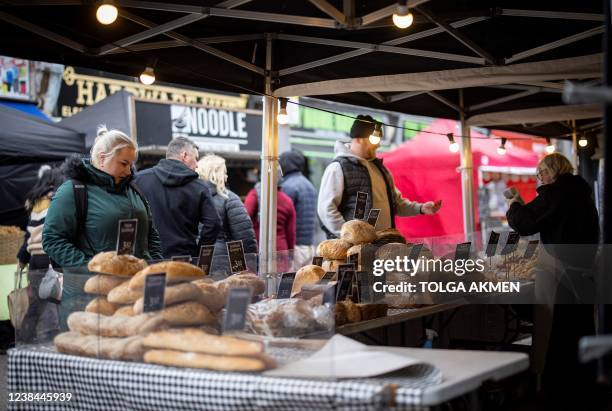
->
[318,115,441,238]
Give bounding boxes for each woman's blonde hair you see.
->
[90,125,138,168]
[538,152,574,181]
[197,154,228,198]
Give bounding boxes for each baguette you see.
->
[54,331,145,361]
[107,280,143,305]
[114,305,135,317]
[83,274,126,295]
[85,296,119,316]
[129,262,204,290]
[132,282,202,314]
[67,311,166,337]
[143,328,263,356]
[160,301,217,326]
[144,349,275,371]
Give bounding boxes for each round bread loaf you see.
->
[316,239,351,260]
[347,244,363,257]
[128,261,204,290]
[87,252,147,277]
[291,265,326,297]
[340,220,377,245]
[321,259,344,273]
[214,273,266,298]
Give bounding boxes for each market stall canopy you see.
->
[0,0,604,137]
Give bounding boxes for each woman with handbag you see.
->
[16,165,66,343]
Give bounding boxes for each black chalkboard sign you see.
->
[197,245,215,275]
[486,231,500,257]
[319,272,336,284]
[409,243,424,261]
[171,255,192,263]
[226,240,247,273]
[353,191,368,220]
[454,242,471,261]
[336,270,354,301]
[367,209,381,227]
[357,271,372,304]
[347,253,359,267]
[524,240,539,259]
[501,232,520,255]
[312,256,323,267]
[277,272,296,299]
[143,273,166,313]
[222,287,251,332]
[116,219,138,255]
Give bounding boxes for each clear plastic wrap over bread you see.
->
[245,299,334,338]
[340,220,377,245]
[316,239,351,260]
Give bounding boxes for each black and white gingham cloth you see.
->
[8,345,441,411]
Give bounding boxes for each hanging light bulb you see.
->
[96,2,118,25]
[392,0,414,29]
[369,122,382,144]
[277,98,289,125]
[447,133,459,153]
[545,137,555,154]
[578,134,588,148]
[497,138,507,155]
[139,66,155,85]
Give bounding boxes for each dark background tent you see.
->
[0,104,84,228]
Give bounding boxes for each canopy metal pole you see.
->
[572,119,579,173]
[260,34,278,275]
[459,89,476,241]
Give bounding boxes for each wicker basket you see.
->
[0,226,25,265]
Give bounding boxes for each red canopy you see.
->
[380,119,539,241]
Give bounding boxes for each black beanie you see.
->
[350,115,376,139]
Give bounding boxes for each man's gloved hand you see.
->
[421,200,442,215]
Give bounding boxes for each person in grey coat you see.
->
[196,154,257,261]
[279,150,317,266]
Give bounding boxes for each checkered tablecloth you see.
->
[8,345,441,411]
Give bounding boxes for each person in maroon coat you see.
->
[244,183,296,251]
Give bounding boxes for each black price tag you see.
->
[486,231,500,257]
[337,263,355,277]
[524,240,539,259]
[336,270,354,301]
[143,273,166,313]
[347,253,359,267]
[367,209,381,227]
[171,255,192,263]
[312,256,323,267]
[319,272,336,284]
[222,287,251,333]
[356,271,371,304]
[501,232,520,255]
[226,240,247,274]
[197,245,215,275]
[408,243,424,261]
[353,191,368,220]
[323,282,337,305]
[277,272,296,299]
[454,242,471,261]
[116,218,138,255]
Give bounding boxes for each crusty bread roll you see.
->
[128,262,204,290]
[87,251,147,276]
[67,311,166,337]
[114,305,135,317]
[316,239,351,260]
[107,280,143,305]
[84,274,126,295]
[340,220,377,245]
[336,300,361,324]
[192,280,226,312]
[356,304,388,321]
[144,349,275,371]
[291,265,325,297]
[322,259,344,273]
[160,301,216,326]
[215,273,266,298]
[347,244,363,257]
[85,296,119,316]
[54,331,145,361]
[132,282,202,314]
[143,328,263,356]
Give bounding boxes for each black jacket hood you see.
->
[153,158,198,187]
[279,150,305,176]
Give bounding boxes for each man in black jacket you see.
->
[133,137,221,258]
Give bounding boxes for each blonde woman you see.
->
[43,126,162,268]
[196,154,257,256]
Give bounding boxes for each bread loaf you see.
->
[215,273,265,298]
[107,280,143,305]
[133,282,202,314]
[356,304,388,321]
[340,220,377,245]
[114,305,135,317]
[192,280,226,312]
[144,349,275,371]
[67,311,166,337]
[160,301,216,326]
[54,331,145,361]
[84,274,126,295]
[291,265,325,297]
[87,252,147,276]
[85,296,119,316]
[322,259,344,273]
[143,328,263,356]
[316,239,351,260]
[129,262,204,290]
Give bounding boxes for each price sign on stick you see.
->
[524,240,539,259]
[143,273,166,313]
[367,209,380,227]
[277,272,296,299]
[486,231,500,257]
[197,245,215,275]
[171,255,191,263]
[311,256,323,267]
[223,287,251,333]
[116,219,138,255]
[501,232,520,255]
[353,191,368,220]
[409,243,424,261]
[336,270,354,301]
[226,240,247,274]
[454,242,471,261]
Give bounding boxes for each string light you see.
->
[369,122,383,144]
[139,66,155,85]
[545,137,555,154]
[447,133,459,153]
[96,2,118,25]
[578,134,588,148]
[497,138,507,155]
[392,0,414,29]
[277,97,289,125]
